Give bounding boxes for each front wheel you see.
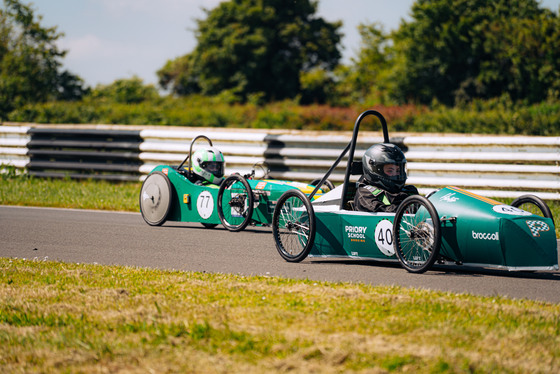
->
[393,195,441,273]
[511,195,554,225]
[217,175,254,232]
[272,189,316,262]
[139,171,172,226]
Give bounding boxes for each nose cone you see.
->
[500,216,558,270]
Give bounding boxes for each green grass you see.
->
[0,172,140,212]
[1,257,559,373]
[1,171,559,372]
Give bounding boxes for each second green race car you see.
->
[139,135,331,232]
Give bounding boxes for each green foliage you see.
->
[336,23,394,106]
[8,94,560,136]
[90,76,159,104]
[0,0,86,119]
[401,99,560,135]
[299,68,337,105]
[159,0,342,103]
[387,0,560,106]
[157,54,199,95]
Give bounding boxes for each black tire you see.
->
[425,189,438,199]
[217,174,254,232]
[511,195,554,225]
[201,223,218,229]
[272,189,316,262]
[310,178,335,192]
[393,195,441,273]
[139,171,172,226]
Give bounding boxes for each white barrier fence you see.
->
[1,123,559,199]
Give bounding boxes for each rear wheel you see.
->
[139,171,172,226]
[217,175,254,232]
[310,178,335,192]
[272,189,316,262]
[393,195,441,273]
[511,195,554,225]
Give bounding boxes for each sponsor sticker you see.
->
[439,193,459,203]
[492,205,532,216]
[526,220,550,237]
[345,225,367,243]
[256,181,267,190]
[162,168,168,175]
[472,231,499,240]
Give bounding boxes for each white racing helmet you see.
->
[192,146,225,184]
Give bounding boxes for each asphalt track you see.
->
[2,205,560,303]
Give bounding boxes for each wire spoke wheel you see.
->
[139,171,172,226]
[393,195,441,273]
[310,178,335,192]
[272,189,316,262]
[217,174,254,232]
[511,194,554,225]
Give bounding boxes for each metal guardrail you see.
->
[1,123,559,199]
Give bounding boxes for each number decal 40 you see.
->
[375,219,395,256]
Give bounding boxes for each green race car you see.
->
[272,110,558,273]
[139,135,331,232]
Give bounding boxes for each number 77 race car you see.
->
[139,135,331,232]
[272,110,558,273]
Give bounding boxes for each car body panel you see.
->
[309,186,558,271]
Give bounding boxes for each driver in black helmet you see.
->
[354,143,418,212]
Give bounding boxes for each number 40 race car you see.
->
[271,110,558,273]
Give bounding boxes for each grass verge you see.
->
[0,173,140,212]
[1,257,559,373]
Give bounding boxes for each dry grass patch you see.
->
[1,258,559,373]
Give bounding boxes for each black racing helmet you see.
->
[362,143,408,193]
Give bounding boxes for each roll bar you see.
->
[178,135,213,179]
[308,110,390,210]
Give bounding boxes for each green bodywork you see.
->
[310,186,558,271]
[149,165,322,226]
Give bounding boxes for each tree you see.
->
[0,0,86,119]
[474,13,560,103]
[158,0,342,102]
[336,22,393,106]
[157,54,200,96]
[386,0,558,105]
[90,77,159,104]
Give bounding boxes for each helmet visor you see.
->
[381,163,407,183]
[202,161,224,178]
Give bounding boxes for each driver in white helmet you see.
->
[190,146,225,185]
[354,143,418,212]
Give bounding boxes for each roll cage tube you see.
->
[308,110,389,208]
[177,135,213,179]
[340,110,389,210]
[308,141,352,199]
[308,110,389,202]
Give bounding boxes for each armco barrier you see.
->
[1,123,559,199]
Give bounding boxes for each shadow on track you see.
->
[307,258,560,281]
